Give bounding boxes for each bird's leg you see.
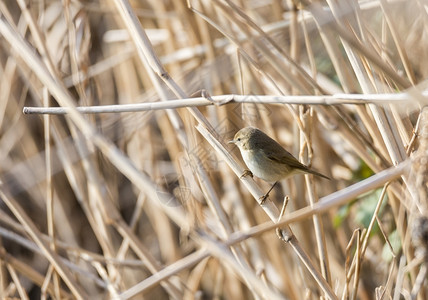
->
[259,181,277,204]
[240,169,253,179]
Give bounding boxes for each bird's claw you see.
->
[240,169,253,179]
[259,194,268,204]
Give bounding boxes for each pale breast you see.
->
[241,149,290,182]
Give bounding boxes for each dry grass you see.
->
[0,0,427,299]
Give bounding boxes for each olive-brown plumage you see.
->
[229,127,329,182]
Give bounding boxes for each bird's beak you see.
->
[228,139,236,144]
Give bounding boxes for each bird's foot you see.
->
[259,182,278,205]
[240,169,253,179]
[259,193,269,204]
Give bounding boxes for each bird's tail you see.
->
[307,168,330,180]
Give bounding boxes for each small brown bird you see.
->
[229,127,329,202]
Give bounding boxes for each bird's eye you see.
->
[237,138,241,141]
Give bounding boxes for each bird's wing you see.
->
[263,140,309,171]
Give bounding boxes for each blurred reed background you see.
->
[0,0,427,299]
